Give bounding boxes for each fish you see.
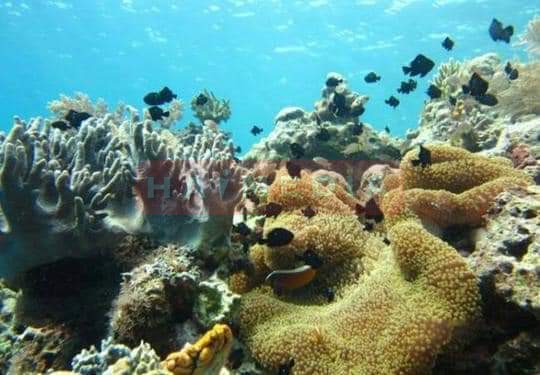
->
[234,146,242,153]
[364,221,374,231]
[147,106,170,121]
[260,227,294,247]
[411,144,432,168]
[297,249,323,269]
[326,76,343,87]
[265,202,283,219]
[250,126,263,136]
[330,92,348,117]
[441,37,454,51]
[426,84,442,99]
[315,128,331,142]
[402,54,435,78]
[383,237,391,245]
[246,190,260,205]
[286,161,302,179]
[364,72,381,83]
[504,62,519,80]
[449,96,457,106]
[355,203,365,216]
[323,287,335,302]
[65,109,92,128]
[144,86,177,105]
[385,96,400,108]
[228,348,244,370]
[476,94,498,106]
[266,265,316,291]
[195,93,208,106]
[278,359,295,375]
[51,120,70,131]
[489,18,514,43]
[462,73,498,106]
[364,198,384,222]
[301,206,316,218]
[384,126,390,133]
[351,123,364,136]
[397,79,417,94]
[290,143,305,159]
[232,223,252,236]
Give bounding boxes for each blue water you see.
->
[0,0,537,154]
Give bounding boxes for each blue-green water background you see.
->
[0,0,537,154]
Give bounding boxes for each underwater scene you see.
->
[0,1,540,374]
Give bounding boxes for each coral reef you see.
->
[517,15,540,57]
[238,163,481,374]
[194,274,240,329]
[190,90,231,124]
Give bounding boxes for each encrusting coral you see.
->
[238,161,482,374]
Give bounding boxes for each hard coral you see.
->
[190,90,231,124]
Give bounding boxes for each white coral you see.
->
[516,15,540,57]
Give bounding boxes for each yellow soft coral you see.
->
[162,324,233,375]
[239,163,482,374]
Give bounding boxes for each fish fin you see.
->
[411,159,421,167]
[504,25,514,37]
[462,85,470,94]
[163,111,170,117]
[402,66,410,75]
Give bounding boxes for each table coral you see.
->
[239,164,481,374]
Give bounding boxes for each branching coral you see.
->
[383,145,532,228]
[239,163,481,374]
[430,59,467,98]
[162,323,233,375]
[191,90,231,124]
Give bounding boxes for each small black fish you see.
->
[233,222,252,236]
[279,359,295,375]
[383,237,390,245]
[426,84,442,99]
[262,227,294,247]
[246,190,260,205]
[325,76,343,87]
[265,202,283,219]
[159,86,177,103]
[364,72,381,83]
[143,92,162,106]
[235,146,242,153]
[65,109,92,128]
[462,72,489,97]
[442,37,454,51]
[330,92,348,117]
[489,18,514,43]
[351,123,364,136]
[403,54,435,78]
[250,126,263,136]
[397,79,417,94]
[365,198,384,222]
[228,348,244,370]
[286,161,302,179]
[297,249,323,269]
[449,96,457,106]
[148,106,170,121]
[51,120,70,131]
[364,221,374,231]
[315,128,331,142]
[195,93,208,106]
[385,96,400,108]
[476,94,498,106]
[355,203,364,216]
[290,143,305,159]
[323,287,335,302]
[384,126,390,133]
[504,62,519,80]
[301,206,316,218]
[411,144,431,168]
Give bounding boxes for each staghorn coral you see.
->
[162,323,233,375]
[383,145,532,228]
[191,90,231,124]
[239,163,481,374]
[516,15,540,57]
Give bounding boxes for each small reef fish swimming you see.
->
[426,84,442,99]
[449,96,457,106]
[234,146,242,153]
[195,93,208,106]
[384,126,390,133]
[385,96,400,108]
[147,106,170,121]
[264,202,283,219]
[259,227,294,247]
[50,120,71,131]
[351,123,364,136]
[462,73,498,106]
[411,144,432,168]
[232,222,252,237]
[489,18,514,43]
[403,54,435,78]
[329,92,348,117]
[286,161,302,179]
[325,76,343,87]
[250,126,263,136]
[265,265,317,291]
[442,36,455,51]
[364,197,384,222]
[364,72,381,83]
[290,143,305,159]
[504,62,519,80]
[278,359,295,375]
[301,206,316,219]
[65,109,92,128]
[143,86,177,105]
[315,128,331,142]
[397,79,417,94]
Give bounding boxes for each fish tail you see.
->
[402,66,410,75]
[164,111,170,117]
